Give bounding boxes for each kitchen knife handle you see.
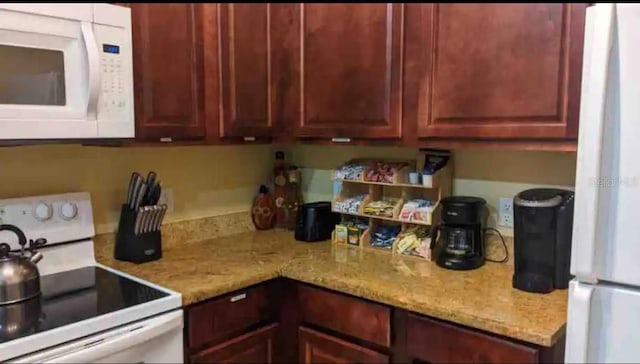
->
[139,208,146,234]
[127,175,135,208]
[135,183,148,211]
[143,206,152,233]
[158,205,167,230]
[155,205,163,231]
[144,172,157,206]
[151,205,160,231]
[133,208,143,235]
[154,183,162,205]
[147,171,157,190]
[148,206,157,233]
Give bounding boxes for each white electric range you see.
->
[0,192,183,363]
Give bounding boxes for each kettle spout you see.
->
[30,252,43,264]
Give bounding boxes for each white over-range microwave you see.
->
[0,3,134,139]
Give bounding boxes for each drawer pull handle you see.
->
[331,137,351,143]
[230,293,247,302]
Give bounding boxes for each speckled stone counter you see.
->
[95,230,567,347]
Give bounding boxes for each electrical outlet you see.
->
[158,187,174,213]
[498,197,514,228]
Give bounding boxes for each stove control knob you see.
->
[60,202,78,221]
[34,202,53,221]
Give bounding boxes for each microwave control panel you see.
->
[95,23,133,123]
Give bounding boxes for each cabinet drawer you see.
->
[191,323,278,364]
[298,285,390,347]
[299,326,389,364]
[407,314,539,363]
[188,284,274,349]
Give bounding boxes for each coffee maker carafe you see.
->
[430,196,487,270]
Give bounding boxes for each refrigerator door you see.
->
[566,280,640,363]
[571,3,640,286]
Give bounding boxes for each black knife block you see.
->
[115,204,162,264]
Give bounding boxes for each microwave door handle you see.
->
[81,22,101,119]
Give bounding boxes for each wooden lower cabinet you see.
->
[184,280,562,364]
[407,314,540,364]
[299,327,389,364]
[298,284,391,348]
[190,323,278,364]
[187,284,273,349]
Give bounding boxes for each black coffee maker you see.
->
[430,196,487,270]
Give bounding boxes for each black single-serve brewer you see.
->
[513,188,574,293]
[430,196,487,270]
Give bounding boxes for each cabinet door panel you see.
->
[417,4,586,139]
[191,323,277,364]
[294,4,403,139]
[299,327,388,364]
[188,284,274,349]
[219,3,273,137]
[298,284,391,348]
[407,314,539,364]
[131,3,205,140]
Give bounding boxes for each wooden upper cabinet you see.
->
[217,4,274,138]
[131,3,205,141]
[415,4,586,139]
[277,4,404,139]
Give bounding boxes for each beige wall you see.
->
[0,144,274,234]
[288,145,577,236]
[0,143,575,237]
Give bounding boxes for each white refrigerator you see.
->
[566,3,640,363]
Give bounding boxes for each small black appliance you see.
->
[430,196,487,270]
[295,202,339,242]
[513,188,574,293]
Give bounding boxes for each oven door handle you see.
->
[81,21,101,120]
[38,311,183,363]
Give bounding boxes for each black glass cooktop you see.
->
[0,266,169,344]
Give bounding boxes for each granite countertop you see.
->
[95,230,567,347]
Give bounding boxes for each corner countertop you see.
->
[95,230,567,347]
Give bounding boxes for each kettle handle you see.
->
[0,224,26,248]
[430,224,441,249]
